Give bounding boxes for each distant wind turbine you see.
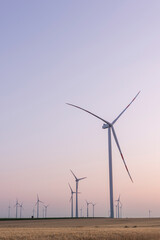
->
[68,183,76,218]
[80,207,83,217]
[8,203,11,218]
[14,199,19,218]
[120,202,122,218]
[44,204,49,218]
[70,170,86,218]
[86,200,91,218]
[91,203,96,218]
[115,195,121,218]
[19,202,24,218]
[67,91,140,218]
[35,195,43,218]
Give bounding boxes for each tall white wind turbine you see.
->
[68,183,75,218]
[70,170,86,218]
[67,92,140,218]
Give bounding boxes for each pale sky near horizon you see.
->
[1,0,160,218]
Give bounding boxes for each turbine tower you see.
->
[19,202,24,218]
[15,199,19,218]
[120,202,122,218]
[8,203,11,218]
[35,195,43,218]
[67,92,140,218]
[80,207,83,217]
[68,183,75,218]
[70,170,86,218]
[44,204,49,218]
[115,195,121,218]
[91,203,96,218]
[86,200,91,218]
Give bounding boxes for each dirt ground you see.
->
[0,218,160,239]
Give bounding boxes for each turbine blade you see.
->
[68,183,73,192]
[78,177,87,181]
[66,103,111,125]
[111,126,133,182]
[112,91,140,125]
[70,169,77,180]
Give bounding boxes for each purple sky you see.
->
[0,0,160,218]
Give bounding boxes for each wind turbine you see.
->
[44,204,49,218]
[14,199,19,218]
[86,200,91,218]
[115,195,121,218]
[70,170,86,218]
[80,207,83,217]
[68,183,76,218]
[91,203,96,218]
[8,203,11,218]
[35,195,43,218]
[67,92,140,218]
[19,202,24,218]
[115,203,118,218]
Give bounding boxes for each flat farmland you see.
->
[0,218,160,240]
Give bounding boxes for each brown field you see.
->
[0,218,160,240]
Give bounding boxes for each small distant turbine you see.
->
[115,203,118,218]
[86,200,92,218]
[14,199,19,218]
[44,204,49,218]
[68,183,76,218]
[116,195,120,218]
[8,203,11,218]
[91,203,96,218]
[67,92,140,218]
[149,210,151,218]
[115,195,122,218]
[19,202,24,218]
[70,170,86,218]
[120,202,123,218]
[80,207,83,217]
[35,195,43,218]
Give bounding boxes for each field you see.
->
[0,218,160,239]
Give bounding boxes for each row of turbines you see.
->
[8,195,49,218]
[68,170,96,218]
[8,92,140,219]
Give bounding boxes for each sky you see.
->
[0,0,160,218]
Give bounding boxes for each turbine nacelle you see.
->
[102,123,110,129]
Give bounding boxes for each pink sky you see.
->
[1,0,160,218]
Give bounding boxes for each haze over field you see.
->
[1,0,160,218]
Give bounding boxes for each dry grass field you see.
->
[0,218,160,240]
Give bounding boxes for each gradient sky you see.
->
[1,0,160,218]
